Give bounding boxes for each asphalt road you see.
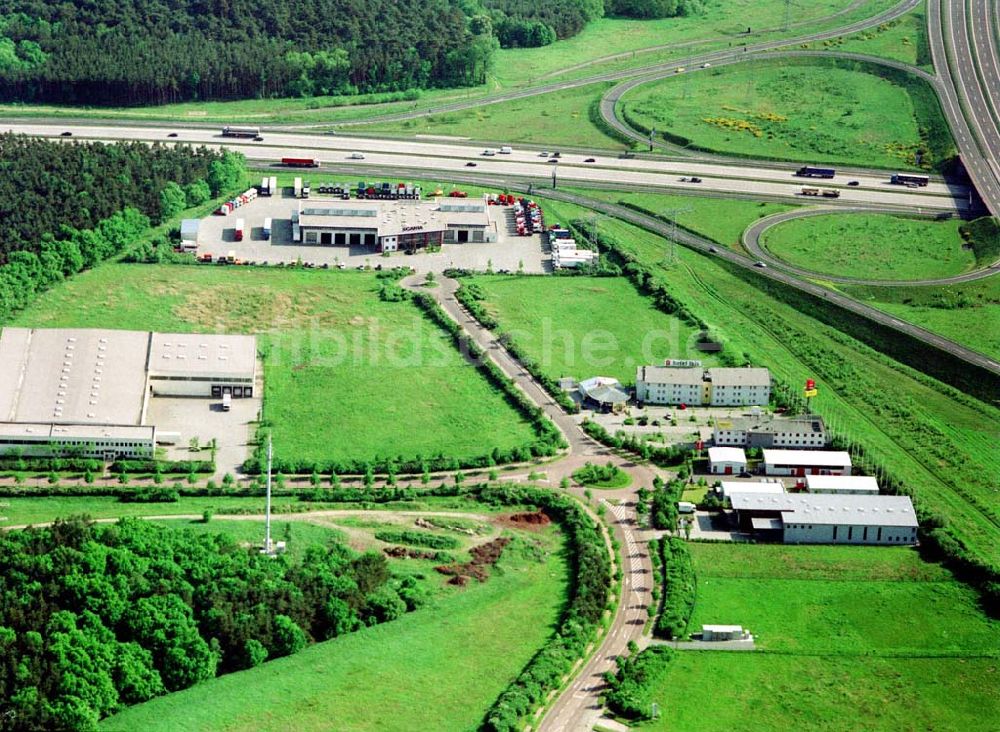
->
[929,0,1000,215]
[0,122,969,212]
[742,206,1000,285]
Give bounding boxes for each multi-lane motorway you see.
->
[0,123,970,213]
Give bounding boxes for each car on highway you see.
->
[680,176,702,183]
[847,180,860,186]
[551,151,561,158]
[60,131,73,136]
[548,158,558,163]
[754,260,767,268]
[482,149,496,156]
[167,132,179,138]
[465,161,477,167]
[701,62,712,68]
[709,246,718,253]
[253,136,264,141]
[584,158,596,163]
[540,151,550,157]
[676,67,685,73]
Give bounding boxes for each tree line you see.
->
[0,517,423,730]
[0,134,245,323]
[0,1,705,105]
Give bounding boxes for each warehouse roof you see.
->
[0,422,154,440]
[148,333,257,377]
[298,200,491,237]
[0,327,150,426]
[804,475,879,493]
[730,493,917,527]
[719,480,785,497]
[707,447,747,463]
[717,414,825,435]
[762,449,852,467]
[707,367,771,386]
[579,376,629,405]
[637,365,704,385]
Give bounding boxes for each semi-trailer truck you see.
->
[222,126,260,138]
[269,176,278,197]
[282,157,319,168]
[263,217,272,240]
[795,166,836,179]
[234,218,245,241]
[294,177,302,198]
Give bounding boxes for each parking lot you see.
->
[196,192,547,274]
[145,367,263,475]
[586,405,749,447]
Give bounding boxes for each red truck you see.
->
[282,157,320,168]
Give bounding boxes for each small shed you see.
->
[702,625,749,641]
[707,446,747,475]
[578,376,629,413]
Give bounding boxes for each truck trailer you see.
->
[795,166,836,179]
[234,218,245,241]
[294,177,302,198]
[282,157,320,168]
[263,217,272,240]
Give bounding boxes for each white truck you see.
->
[499,146,513,154]
[263,217,272,240]
[293,177,302,198]
[222,393,232,411]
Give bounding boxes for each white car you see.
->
[540,150,551,157]
[482,149,496,156]
[754,261,767,268]
[702,62,712,68]
[348,152,365,160]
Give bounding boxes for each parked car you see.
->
[738,471,753,478]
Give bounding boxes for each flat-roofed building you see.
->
[731,492,918,545]
[804,474,879,495]
[708,446,747,475]
[148,333,257,398]
[762,449,851,476]
[297,199,497,253]
[0,327,257,459]
[717,480,785,499]
[713,414,826,449]
[635,366,706,406]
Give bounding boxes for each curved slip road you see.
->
[742,206,1000,285]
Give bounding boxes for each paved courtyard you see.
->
[195,192,547,274]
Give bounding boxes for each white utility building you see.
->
[707,446,748,475]
[804,475,879,495]
[731,492,918,545]
[713,414,826,449]
[717,480,785,499]
[762,449,851,476]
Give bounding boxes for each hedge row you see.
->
[603,645,675,720]
[580,419,690,468]
[453,280,580,414]
[650,476,684,531]
[373,529,460,550]
[479,484,613,732]
[654,537,696,640]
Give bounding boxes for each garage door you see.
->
[321,232,332,245]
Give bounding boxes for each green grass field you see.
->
[631,542,1000,732]
[9,264,537,466]
[760,213,975,280]
[572,188,793,250]
[465,275,718,384]
[101,521,569,732]
[565,208,1000,570]
[360,82,622,149]
[794,0,932,69]
[841,277,1000,362]
[620,58,949,169]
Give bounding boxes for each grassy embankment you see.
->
[760,213,975,280]
[632,543,1000,732]
[619,57,954,170]
[102,517,569,731]
[9,265,538,467]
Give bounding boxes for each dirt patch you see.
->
[495,510,551,531]
[435,536,511,584]
[382,545,440,560]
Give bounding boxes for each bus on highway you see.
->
[890,173,929,187]
[795,166,836,179]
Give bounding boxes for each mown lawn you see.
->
[9,264,538,466]
[620,59,949,169]
[101,523,569,732]
[466,275,717,384]
[630,542,1000,731]
[760,213,974,280]
[841,277,1000,362]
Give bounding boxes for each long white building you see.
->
[731,493,918,545]
[0,327,256,459]
[762,449,851,476]
[636,365,771,407]
[804,475,879,495]
[713,414,826,449]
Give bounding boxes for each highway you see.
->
[928,0,1000,215]
[0,123,970,212]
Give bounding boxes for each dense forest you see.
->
[0,518,423,730]
[0,0,703,105]
[0,134,244,322]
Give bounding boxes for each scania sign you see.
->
[402,225,424,232]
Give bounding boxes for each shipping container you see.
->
[263,217,272,240]
[234,219,245,241]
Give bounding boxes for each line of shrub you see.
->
[373,529,460,550]
[453,279,581,414]
[580,419,690,468]
[653,537,696,640]
[649,476,684,531]
[478,484,613,732]
[603,644,675,720]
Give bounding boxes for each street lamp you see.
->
[552,163,558,189]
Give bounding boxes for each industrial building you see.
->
[730,492,918,545]
[0,327,256,459]
[707,446,748,475]
[712,413,827,449]
[636,364,771,407]
[762,449,852,476]
[717,479,785,499]
[295,198,497,253]
[803,474,879,495]
[578,376,629,413]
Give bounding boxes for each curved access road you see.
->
[742,206,1000,285]
[318,0,920,128]
[600,50,940,159]
[398,274,658,732]
[929,0,1000,215]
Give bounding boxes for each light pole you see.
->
[552,162,558,189]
